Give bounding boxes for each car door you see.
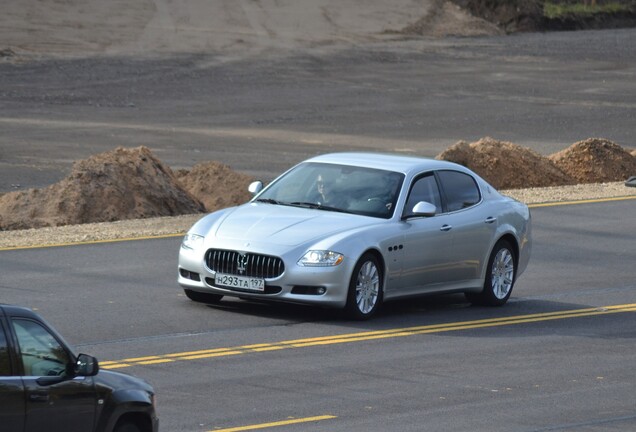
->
[11,318,96,432]
[437,170,496,283]
[398,172,457,292]
[0,317,25,432]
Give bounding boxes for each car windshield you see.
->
[255,162,405,219]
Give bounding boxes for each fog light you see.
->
[291,286,327,295]
[180,269,201,281]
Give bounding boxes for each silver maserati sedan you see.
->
[178,152,531,319]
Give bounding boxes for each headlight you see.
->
[298,250,344,267]
[181,233,204,250]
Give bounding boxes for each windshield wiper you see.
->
[289,201,319,208]
[255,198,281,205]
[289,202,348,213]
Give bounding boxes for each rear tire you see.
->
[184,289,223,304]
[467,239,516,306]
[345,253,383,320]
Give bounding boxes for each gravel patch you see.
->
[502,181,636,204]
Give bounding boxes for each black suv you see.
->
[0,304,159,432]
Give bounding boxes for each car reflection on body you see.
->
[178,152,531,319]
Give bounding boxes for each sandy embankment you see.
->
[1,139,634,249]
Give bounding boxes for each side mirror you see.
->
[411,201,437,217]
[75,353,99,377]
[248,181,263,196]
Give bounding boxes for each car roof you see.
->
[305,152,467,177]
[0,304,39,319]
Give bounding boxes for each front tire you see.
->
[114,421,141,432]
[345,253,383,320]
[184,289,223,304]
[467,240,516,306]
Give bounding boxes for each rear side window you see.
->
[438,170,481,212]
[0,322,10,376]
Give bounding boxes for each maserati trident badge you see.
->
[236,253,249,275]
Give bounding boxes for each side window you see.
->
[438,170,481,212]
[11,319,70,377]
[0,322,11,376]
[404,173,442,215]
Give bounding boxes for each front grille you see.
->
[205,249,285,279]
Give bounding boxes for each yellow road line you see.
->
[182,351,243,360]
[137,358,174,365]
[1,196,635,252]
[164,347,239,357]
[209,415,337,432]
[101,303,636,370]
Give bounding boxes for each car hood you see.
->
[212,203,373,246]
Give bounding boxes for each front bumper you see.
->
[178,245,355,308]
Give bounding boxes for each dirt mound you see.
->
[436,136,636,190]
[436,137,574,189]
[549,138,636,184]
[401,0,502,37]
[175,162,254,212]
[0,146,205,230]
[451,0,544,33]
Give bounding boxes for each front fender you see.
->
[95,389,156,432]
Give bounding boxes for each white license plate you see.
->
[215,273,265,291]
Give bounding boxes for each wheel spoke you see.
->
[355,260,380,314]
[491,248,514,300]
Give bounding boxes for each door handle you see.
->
[485,217,497,224]
[29,393,49,403]
[440,224,452,232]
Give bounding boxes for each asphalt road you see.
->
[2,199,635,431]
[1,28,636,193]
